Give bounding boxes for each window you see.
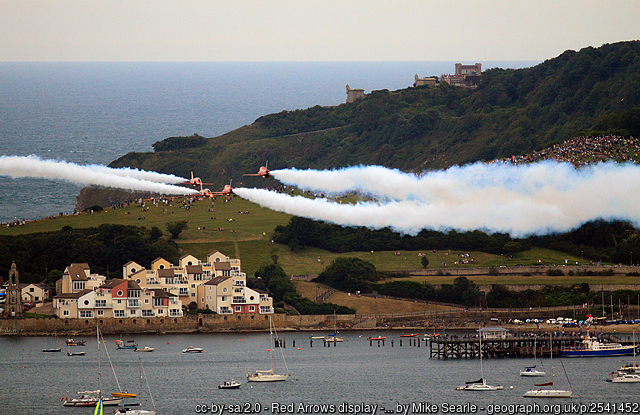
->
[235,306,241,312]
[142,310,154,317]
[145,299,149,304]
[80,310,93,318]
[159,264,165,269]
[179,288,188,295]
[249,305,255,312]
[222,287,228,293]
[29,287,35,292]
[97,310,104,316]
[127,299,141,308]
[157,309,163,314]
[128,290,140,298]
[95,300,106,308]
[153,298,165,307]
[169,309,181,317]
[136,279,141,284]
[130,309,136,315]
[63,310,69,316]
[114,310,125,318]
[117,290,123,297]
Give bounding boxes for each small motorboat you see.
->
[116,339,138,349]
[218,380,241,389]
[367,336,386,341]
[182,346,204,353]
[42,348,62,353]
[400,333,419,337]
[134,346,155,352]
[67,351,86,356]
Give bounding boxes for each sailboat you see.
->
[62,327,123,406]
[324,311,343,343]
[115,359,157,415]
[607,331,640,383]
[523,339,573,397]
[247,316,290,382]
[521,336,546,377]
[42,335,62,353]
[456,329,503,391]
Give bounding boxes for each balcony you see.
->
[127,299,141,308]
[232,297,246,304]
[259,306,274,314]
[218,308,233,315]
[95,301,112,308]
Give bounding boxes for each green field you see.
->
[0,193,601,280]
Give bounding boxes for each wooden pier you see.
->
[429,334,595,359]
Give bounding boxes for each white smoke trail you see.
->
[0,155,198,195]
[238,161,640,237]
[87,165,187,183]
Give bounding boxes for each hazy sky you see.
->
[2,0,639,62]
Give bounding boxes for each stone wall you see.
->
[0,313,359,336]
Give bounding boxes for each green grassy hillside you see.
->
[0,194,586,281]
[105,41,640,192]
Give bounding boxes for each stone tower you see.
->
[5,262,24,318]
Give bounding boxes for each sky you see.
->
[1,0,639,62]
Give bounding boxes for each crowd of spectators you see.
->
[497,135,640,166]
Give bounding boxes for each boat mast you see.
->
[97,326,102,400]
[479,328,484,383]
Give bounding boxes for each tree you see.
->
[315,257,379,293]
[149,226,163,243]
[165,220,189,239]
[421,256,429,268]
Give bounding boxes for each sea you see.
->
[0,330,637,415]
[0,61,540,224]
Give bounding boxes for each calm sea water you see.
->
[0,61,538,223]
[0,330,636,415]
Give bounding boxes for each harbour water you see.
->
[0,330,637,415]
[0,61,538,223]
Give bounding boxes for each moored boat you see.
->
[367,336,386,341]
[219,380,241,389]
[66,339,86,346]
[520,366,546,377]
[455,378,503,391]
[62,390,122,407]
[561,336,637,357]
[116,339,138,349]
[523,383,573,398]
[607,372,640,383]
[247,316,290,382]
[134,346,155,352]
[182,346,204,353]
